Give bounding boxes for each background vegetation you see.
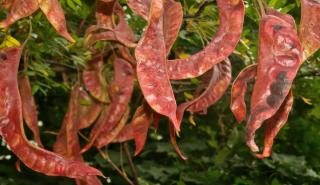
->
[0,0,319,184]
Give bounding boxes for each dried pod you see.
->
[82,53,110,103]
[18,73,43,147]
[176,60,231,128]
[230,64,257,123]
[0,47,103,178]
[166,0,244,80]
[135,0,179,130]
[300,0,320,60]
[256,91,294,159]
[82,58,134,152]
[37,0,74,42]
[246,11,302,153]
[78,88,103,130]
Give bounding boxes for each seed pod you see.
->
[300,0,320,60]
[78,88,103,130]
[82,58,134,153]
[96,0,116,29]
[93,108,130,148]
[166,0,244,80]
[127,0,150,20]
[83,53,110,103]
[246,11,302,153]
[230,64,257,123]
[169,123,187,160]
[0,47,103,178]
[18,73,43,147]
[176,60,231,128]
[53,85,102,184]
[0,0,39,28]
[37,0,75,42]
[135,0,179,130]
[256,91,294,159]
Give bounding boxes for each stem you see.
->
[98,149,135,185]
[124,143,140,185]
[22,18,33,49]
[184,1,215,19]
[256,0,266,17]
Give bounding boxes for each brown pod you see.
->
[256,91,294,159]
[37,0,75,42]
[135,0,179,130]
[230,64,257,123]
[18,74,43,147]
[82,53,110,103]
[166,0,244,80]
[300,0,320,60]
[176,60,231,129]
[0,0,39,28]
[246,11,302,153]
[0,47,103,178]
[82,58,134,152]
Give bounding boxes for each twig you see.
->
[22,18,33,50]
[297,71,320,79]
[255,0,266,17]
[124,143,140,185]
[184,1,215,19]
[98,149,135,185]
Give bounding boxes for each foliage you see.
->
[0,0,319,184]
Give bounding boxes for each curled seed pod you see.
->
[246,11,302,153]
[300,0,320,60]
[256,91,294,159]
[18,74,43,147]
[81,58,134,153]
[93,108,130,148]
[0,47,103,178]
[166,0,244,80]
[95,0,116,29]
[78,88,103,130]
[176,60,231,129]
[37,0,75,42]
[187,60,232,113]
[127,0,150,20]
[53,85,103,185]
[169,123,187,160]
[135,0,179,130]
[82,53,110,103]
[111,124,134,143]
[0,0,39,28]
[230,64,257,123]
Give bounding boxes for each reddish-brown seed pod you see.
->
[0,0,14,9]
[169,123,187,160]
[135,0,179,130]
[300,0,320,60]
[230,64,257,123]
[111,124,134,143]
[187,60,232,113]
[246,11,302,153]
[78,88,103,130]
[131,104,152,156]
[53,85,103,184]
[166,0,244,80]
[82,53,110,103]
[93,108,130,148]
[176,60,231,128]
[18,74,43,147]
[256,91,294,159]
[0,47,103,178]
[37,0,75,42]
[95,0,116,29]
[0,0,39,28]
[127,0,150,20]
[81,58,134,152]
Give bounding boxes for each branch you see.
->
[124,143,140,185]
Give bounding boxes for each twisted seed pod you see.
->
[246,11,302,153]
[0,47,103,178]
[256,91,294,159]
[18,74,43,147]
[230,64,257,123]
[82,58,134,152]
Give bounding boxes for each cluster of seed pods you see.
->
[1,0,320,182]
[231,1,320,158]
